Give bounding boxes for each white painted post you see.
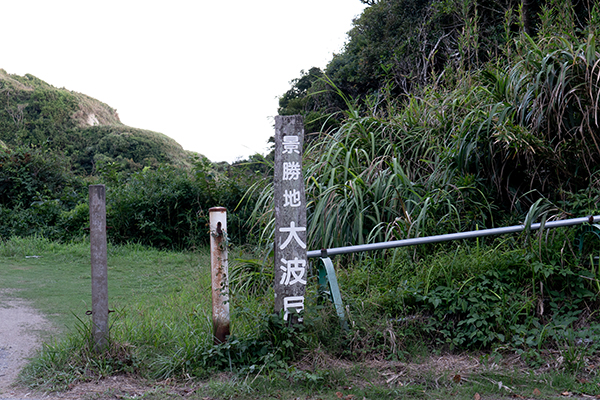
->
[209,207,230,343]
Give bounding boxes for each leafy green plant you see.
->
[229,257,274,296]
[414,268,531,349]
[103,157,261,249]
[0,145,87,241]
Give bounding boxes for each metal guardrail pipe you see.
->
[307,215,600,258]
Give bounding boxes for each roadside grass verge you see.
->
[3,235,600,399]
[0,236,279,389]
[20,356,600,400]
[0,236,206,333]
[197,364,598,400]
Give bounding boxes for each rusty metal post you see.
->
[89,185,108,351]
[209,207,230,344]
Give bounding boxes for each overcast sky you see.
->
[1,1,367,163]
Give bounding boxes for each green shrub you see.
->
[0,145,87,241]
[104,158,261,249]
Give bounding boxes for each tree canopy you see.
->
[275,0,600,247]
[281,0,596,121]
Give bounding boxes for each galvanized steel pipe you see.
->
[307,215,600,258]
[209,207,230,344]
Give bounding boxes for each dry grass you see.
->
[70,92,121,127]
[9,351,591,400]
[0,69,35,91]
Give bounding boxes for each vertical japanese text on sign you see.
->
[273,116,307,322]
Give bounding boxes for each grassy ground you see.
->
[0,236,208,333]
[1,236,599,399]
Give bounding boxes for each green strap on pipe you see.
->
[318,257,348,330]
[575,224,600,254]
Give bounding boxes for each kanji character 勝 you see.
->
[282,162,301,181]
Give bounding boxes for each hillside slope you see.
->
[0,69,194,173]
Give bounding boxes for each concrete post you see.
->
[209,207,230,344]
[273,115,307,323]
[89,185,108,351]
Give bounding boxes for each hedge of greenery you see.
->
[0,145,262,249]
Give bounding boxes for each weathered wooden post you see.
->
[273,115,307,323]
[89,184,108,351]
[209,207,230,343]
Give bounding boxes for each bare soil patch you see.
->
[0,290,60,399]
[0,290,54,391]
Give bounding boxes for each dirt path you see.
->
[0,292,175,400]
[0,290,54,399]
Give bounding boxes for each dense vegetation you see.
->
[0,70,263,248]
[250,0,600,376]
[2,0,600,395]
[0,69,191,173]
[8,236,597,399]
[275,0,600,246]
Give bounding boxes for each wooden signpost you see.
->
[273,115,307,322]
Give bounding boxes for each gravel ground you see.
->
[0,291,53,400]
[0,292,161,400]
